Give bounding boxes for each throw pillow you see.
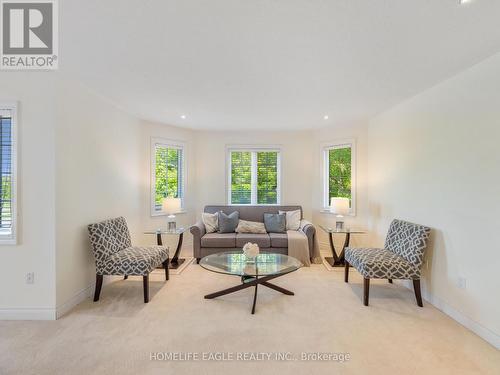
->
[202,212,218,233]
[218,211,240,233]
[279,209,301,231]
[263,213,286,233]
[236,220,267,234]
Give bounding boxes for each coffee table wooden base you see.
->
[204,272,294,314]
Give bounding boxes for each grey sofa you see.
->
[190,205,316,263]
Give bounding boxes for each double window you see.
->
[227,147,281,205]
[0,104,17,244]
[323,140,355,214]
[151,138,185,215]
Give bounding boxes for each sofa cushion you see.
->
[236,233,271,248]
[269,233,288,248]
[279,209,301,231]
[202,212,218,233]
[203,205,302,223]
[201,233,236,248]
[236,220,267,234]
[218,211,239,233]
[264,213,286,233]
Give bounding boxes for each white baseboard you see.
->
[56,284,94,319]
[398,280,500,349]
[0,277,122,321]
[0,308,56,320]
[56,275,121,319]
[5,267,500,350]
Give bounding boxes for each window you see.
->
[227,147,281,205]
[0,103,17,244]
[151,138,185,215]
[322,140,355,213]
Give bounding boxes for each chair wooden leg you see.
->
[196,258,201,264]
[163,258,170,281]
[124,275,128,280]
[94,274,103,302]
[413,279,423,307]
[388,279,392,284]
[363,278,370,306]
[344,261,349,283]
[143,275,149,303]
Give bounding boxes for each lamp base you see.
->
[335,221,345,231]
[167,215,176,232]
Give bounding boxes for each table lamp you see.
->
[162,197,181,232]
[330,197,350,230]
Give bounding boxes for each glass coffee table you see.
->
[200,252,302,314]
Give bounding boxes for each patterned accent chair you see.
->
[88,217,169,303]
[344,219,431,307]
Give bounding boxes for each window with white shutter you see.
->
[322,139,356,214]
[151,138,185,215]
[227,147,281,205]
[0,104,17,244]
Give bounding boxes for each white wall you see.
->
[32,76,199,316]
[54,77,144,314]
[367,52,500,348]
[0,74,57,319]
[193,130,315,220]
[139,120,196,255]
[140,125,370,258]
[311,123,371,254]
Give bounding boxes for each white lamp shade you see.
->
[162,197,181,215]
[330,197,350,216]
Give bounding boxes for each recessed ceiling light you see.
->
[323,115,329,120]
[180,115,186,119]
[458,0,473,4]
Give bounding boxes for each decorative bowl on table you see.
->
[243,242,259,263]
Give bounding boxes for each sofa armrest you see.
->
[190,221,206,259]
[300,219,315,258]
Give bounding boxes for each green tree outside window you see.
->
[257,151,278,204]
[231,151,252,204]
[155,146,182,210]
[328,147,351,206]
[230,150,279,205]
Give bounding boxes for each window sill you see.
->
[0,238,17,245]
[227,204,282,206]
[320,208,356,216]
[151,210,188,218]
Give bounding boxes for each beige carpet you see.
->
[1,264,499,375]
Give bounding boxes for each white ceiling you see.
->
[61,0,500,130]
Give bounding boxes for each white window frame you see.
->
[321,139,356,215]
[150,137,187,217]
[226,145,282,206]
[0,102,18,245]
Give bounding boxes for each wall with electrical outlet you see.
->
[0,73,57,319]
[366,52,500,348]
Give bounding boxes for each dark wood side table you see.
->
[319,225,365,267]
[144,228,186,270]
